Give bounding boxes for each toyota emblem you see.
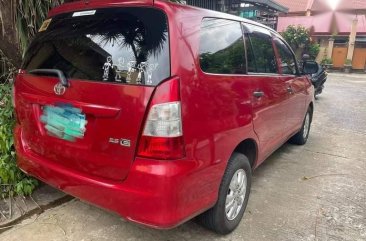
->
[54,83,66,96]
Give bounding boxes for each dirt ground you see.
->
[1,73,365,241]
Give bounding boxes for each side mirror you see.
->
[302,61,319,75]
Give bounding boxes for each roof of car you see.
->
[48,0,279,35]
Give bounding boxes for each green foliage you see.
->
[16,0,64,56]
[309,43,320,60]
[345,59,352,66]
[282,25,310,50]
[0,54,38,197]
[282,25,320,60]
[321,58,333,65]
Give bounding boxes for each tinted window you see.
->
[274,38,297,75]
[245,25,277,74]
[199,18,246,74]
[245,34,256,73]
[23,8,170,86]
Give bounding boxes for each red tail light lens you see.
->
[137,77,185,160]
[138,136,185,160]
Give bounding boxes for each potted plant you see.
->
[321,58,333,70]
[344,59,352,73]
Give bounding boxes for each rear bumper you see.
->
[14,126,217,229]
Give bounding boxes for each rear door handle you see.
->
[253,91,264,98]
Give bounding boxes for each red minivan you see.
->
[14,0,318,234]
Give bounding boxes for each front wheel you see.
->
[289,107,312,145]
[197,153,252,234]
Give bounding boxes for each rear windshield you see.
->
[22,8,170,86]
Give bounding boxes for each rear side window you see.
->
[22,8,170,86]
[244,25,278,74]
[199,18,246,74]
[274,38,298,75]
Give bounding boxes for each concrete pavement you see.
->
[1,73,365,241]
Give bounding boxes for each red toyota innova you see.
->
[14,0,318,234]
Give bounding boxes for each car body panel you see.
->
[15,73,155,181]
[281,75,311,136]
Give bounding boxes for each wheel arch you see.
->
[309,101,314,112]
[233,138,258,170]
[308,101,314,120]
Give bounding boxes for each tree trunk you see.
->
[0,0,22,67]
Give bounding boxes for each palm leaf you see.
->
[16,0,63,56]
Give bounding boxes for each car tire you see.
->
[289,107,312,145]
[197,153,252,234]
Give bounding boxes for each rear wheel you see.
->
[289,107,312,145]
[197,153,252,234]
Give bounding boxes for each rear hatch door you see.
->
[16,7,170,180]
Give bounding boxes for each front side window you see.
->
[23,8,170,86]
[199,18,246,74]
[274,38,298,75]
[244,24,278,74]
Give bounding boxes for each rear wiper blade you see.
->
[29,69,69,87]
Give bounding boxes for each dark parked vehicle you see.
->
[302,55,327,99]
[311,63,328,98]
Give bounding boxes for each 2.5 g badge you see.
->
[109,138,131,147]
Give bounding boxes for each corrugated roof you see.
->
[335,12,366,34]
[277,13,333,34]
[277,0,366,35]
[336,0,366,11]
[310,0,366,11]
[310,0,331,11]
[277,0,366,13]
[278,12,366,35]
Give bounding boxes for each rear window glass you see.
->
[22,8,170,86]
[199,18,246,74]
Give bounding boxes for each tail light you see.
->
[142,102,182,137]
[137,77,185,160]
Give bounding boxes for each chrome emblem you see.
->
[54,83,66,96]
[109,138,131,147]
[120,139,131,147]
